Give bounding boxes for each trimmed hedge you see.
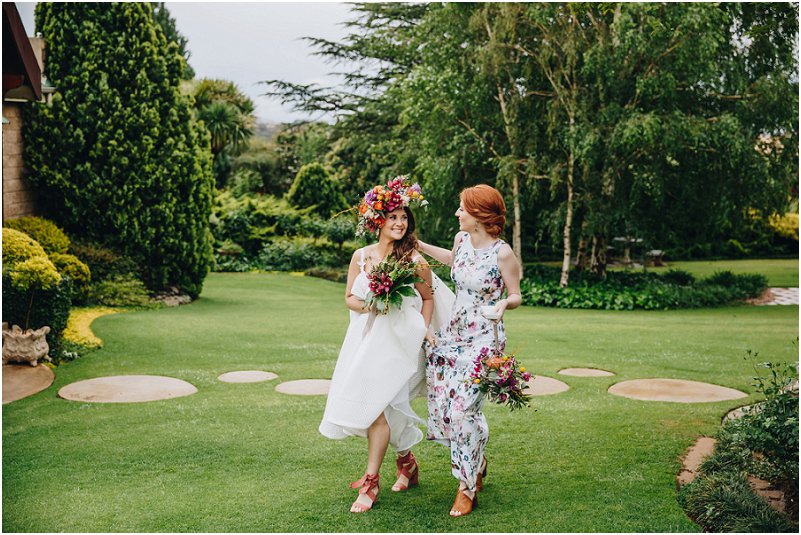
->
[521,265,768,310]
[4,216,70,254]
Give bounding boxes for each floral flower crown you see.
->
[356,175,428,237]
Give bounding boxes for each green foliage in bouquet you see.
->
[363,256,422,314]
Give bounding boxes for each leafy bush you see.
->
[8,256,61,291]
[257,237,326,271]
[50,253,92,304]
[768,212,799,241]
[520,265,768,310]
[678,351,799,532]
[2,228,47,266]
[2,274,72,361]
[286,163,346,217]
[304,266,348,284]
[211,191,313,255]
[661,269,696,286]
[678,470,796,532]
[3,216,70,254]
[25,3,214,298]
[70,242,140,282]
[87,275,155,308]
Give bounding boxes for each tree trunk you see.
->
[560,112,575,288]
[575,221,589,272]
[512,169,523,275]
[590,234,607,277]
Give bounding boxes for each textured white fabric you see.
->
[319,248,455,452]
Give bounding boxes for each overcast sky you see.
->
[15,1,355,124]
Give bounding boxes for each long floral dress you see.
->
[426,232,506,491]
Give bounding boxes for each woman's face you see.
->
[455,202,478,233]
[381,208,409,241]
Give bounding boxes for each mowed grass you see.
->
[654,258,799,287]
[3,273,798,532]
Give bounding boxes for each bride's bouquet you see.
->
[364,256,422,314]
[469,347,533,411]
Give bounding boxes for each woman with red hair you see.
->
[416,184,522,517]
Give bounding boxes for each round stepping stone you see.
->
[218,370,278,383]
[275,379,331,395]
[559,367,615,377]
[58,375,197,403]
[3,364,55,404]
[608,378,747,403]
[523,375,570,396]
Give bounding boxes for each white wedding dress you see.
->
[319,248,455,452]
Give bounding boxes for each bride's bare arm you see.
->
[416,233,462,267]
[345,250,367,313]
[414,257,435,344]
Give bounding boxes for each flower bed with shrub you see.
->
[521,265,768,310]
[678,356,798,532]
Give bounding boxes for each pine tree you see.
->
[24,3,214,297]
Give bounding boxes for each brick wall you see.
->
[2,102,39,221]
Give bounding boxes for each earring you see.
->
[474,223,479,232]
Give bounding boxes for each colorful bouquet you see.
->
[469,346,532,411]
[356,176,428,237]
[363,255,422,314]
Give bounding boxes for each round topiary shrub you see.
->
[2,228,47,266]
[8,256,62,291]
[287,163,346,217]
[3,216,70,254]
[50,253,92,303]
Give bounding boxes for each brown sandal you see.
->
[350,472,379,513]
[392,451,419,491]
[450,486,477,517]
[477,457,488,492]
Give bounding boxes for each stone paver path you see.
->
[608,378,747,403]
[218,371,278,383]
[2,364,55,404]
[58,375,197,403]
[760,287,799,305]
[559,367,615,377]
[524,375,570,396]
[677,436,717,486]
[275,379,331,395]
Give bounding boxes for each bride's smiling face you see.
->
[380,208,409,241]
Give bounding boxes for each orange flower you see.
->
[374,201,383,211]
[359,203,368,214]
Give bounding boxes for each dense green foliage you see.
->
[1,228,47,265]
[3,217,70,254]
[521,266,768,310]
[151,2,194,79]
[49,253,92,304]
[23,2,214,298]
[286,163,346,217]
[189,78,256,187]
[2,274,72,361]
[679,357,799,532]
[265,3,798,277]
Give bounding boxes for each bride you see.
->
[319,178,454,513]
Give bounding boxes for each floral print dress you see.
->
[426,232,506,491]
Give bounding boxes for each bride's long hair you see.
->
[390,207,418,262]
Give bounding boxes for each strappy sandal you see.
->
[477,457,488,492]
[392,451,419,491]
[349,472,380,513]
[450,485,477,517]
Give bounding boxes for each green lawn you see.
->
[3,273,798,532]
[653,259,799,287]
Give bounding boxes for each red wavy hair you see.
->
[460,185,506,238]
